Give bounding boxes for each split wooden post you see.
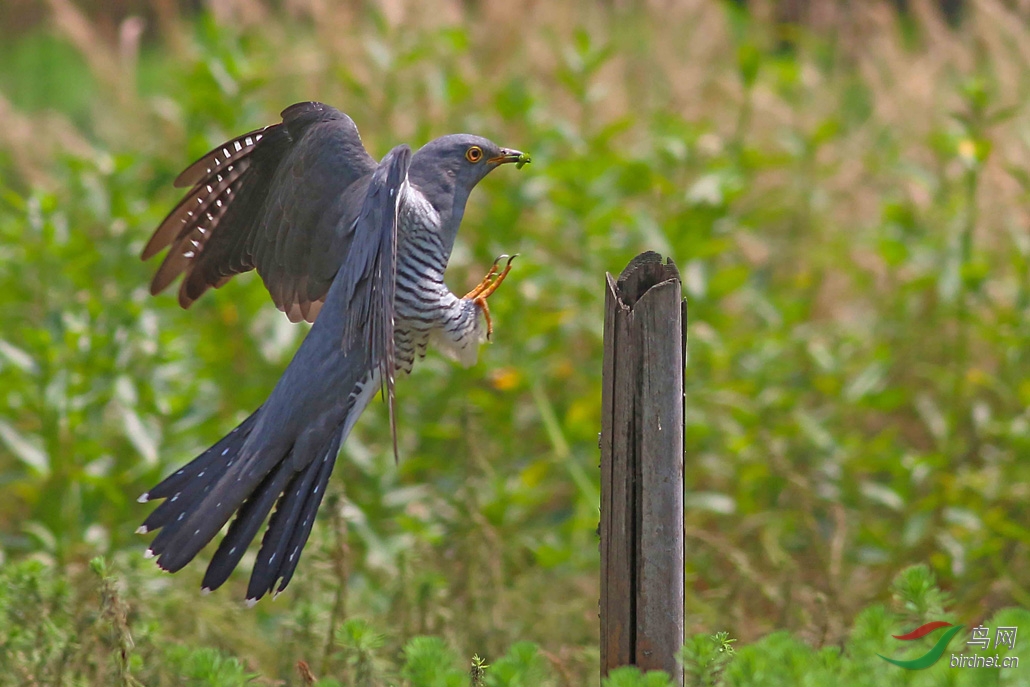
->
[600,251,686,683]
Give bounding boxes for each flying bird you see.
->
[136,102,528,604]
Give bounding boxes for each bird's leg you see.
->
[463,254,517,340]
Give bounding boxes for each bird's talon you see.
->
[475,254,516,301]
[464,254,517,339]
[463,258,503,300]
[476,295,494,340]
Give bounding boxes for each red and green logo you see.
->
[878,621,965,670]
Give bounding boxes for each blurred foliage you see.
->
[1,0,1030,684]
[2,559,1024,685]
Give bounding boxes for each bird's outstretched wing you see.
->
[141,146,412,600]
[143,102,377,322]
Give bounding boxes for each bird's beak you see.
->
[489,148,531,169]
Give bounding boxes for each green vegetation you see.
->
[1,559,1026,685]
[1,0,1029,684]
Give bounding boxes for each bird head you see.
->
[414,134,527,188]
[407,134,529,241]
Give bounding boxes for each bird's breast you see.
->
[392,200,452,372]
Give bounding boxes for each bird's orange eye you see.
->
[465,146,483,163]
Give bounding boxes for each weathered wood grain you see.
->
[600,251,685,684]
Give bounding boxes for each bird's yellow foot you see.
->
[463,254,517,340]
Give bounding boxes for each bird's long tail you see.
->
[138,409,345,603]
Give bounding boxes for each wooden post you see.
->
[600,251,686,683]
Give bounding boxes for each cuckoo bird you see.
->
[136,102,529,603]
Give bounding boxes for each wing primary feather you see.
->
[150,176,243,297]
[383,177,402,462]
[174,125,273,189]
[337,145,408,462]
[143,159,250,261]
